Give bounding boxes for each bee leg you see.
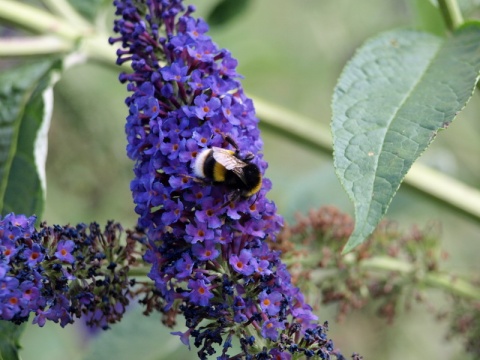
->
[222,133,255,162]
[243,152,255,162]
[180,174,208,185]
[220,190,241,208]
[222,133,240,152]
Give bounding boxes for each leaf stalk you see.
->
[437,0,464,31]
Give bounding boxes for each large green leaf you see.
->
[0,60,59,218]
[0,59,60,360]
[332,24,480,253]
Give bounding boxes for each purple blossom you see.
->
[192,241,219,261]
[185,221,215,243]
[2,290,22,320]
[160,60,189,82]
[188,278,214,306]
[220,96,242,125]
[55,240,75,264]
[187,70,207,90]
[171,329,191,349]
[0,264,8,279]
[229,249,255,276]
[194,198,222,228]
[160,199,184,225]
[192,94,221,119]
[20,281,40,304]
[259,291,283,316]
[24,244,44,267]
[184,17,209,42]
[252,258,272,276]
[32,309,47,327]
[144,97,160,118]
[261,318,285,341]
[0,240,18,261]
[0,277,19,296]
[175,253,194,279]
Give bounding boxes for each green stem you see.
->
[253,97,480,223]
[254,97,332,154]
[0,0,83,40]
[82,35,120,67]
[359,256,480,300]
[404,162,480,220]
[0,36,73,56]
[41,0,92,32]
[127,267,151,277]
[306,253,480,300]
[437,0,464,31]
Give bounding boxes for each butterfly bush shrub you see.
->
[0,0,356,358]
[0,0,480,359]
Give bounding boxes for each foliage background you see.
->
[13,0,480,359]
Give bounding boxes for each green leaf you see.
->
[332,25,480,253]
[207,0,252,27]
[0,322,26,360]
[0,59,60,359]
[2,67,60,218]
[0,60,60,219]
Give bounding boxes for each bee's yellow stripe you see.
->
[212,162,227,182]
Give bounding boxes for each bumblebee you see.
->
[193,135,262,201]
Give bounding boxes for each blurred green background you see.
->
[15,0,480,359]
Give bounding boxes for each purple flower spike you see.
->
[112,0,346,358]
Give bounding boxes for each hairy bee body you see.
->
[193,147,262,198]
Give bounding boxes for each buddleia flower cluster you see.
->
[111,1,356,358]
[0,213,145,329]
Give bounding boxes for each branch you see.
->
[0,0,84,40]
[437,0,464,31]
[360,256,480,300]
[0,36,72,56]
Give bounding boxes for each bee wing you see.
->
[212,147,248,184]
[212,147,247,170]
